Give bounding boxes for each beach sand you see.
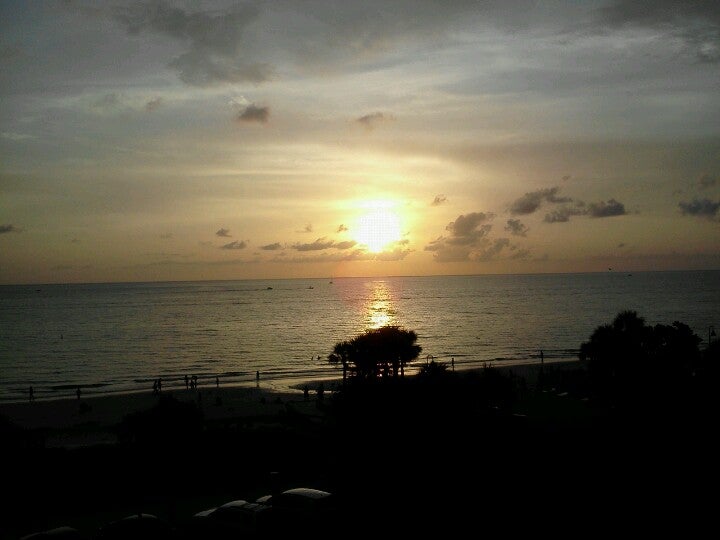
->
[0,359,581,450]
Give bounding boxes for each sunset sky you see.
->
[1,0,719,284]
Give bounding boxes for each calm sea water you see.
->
[0,271,718,402]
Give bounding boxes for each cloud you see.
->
[431,195,447,206]
[587,199,627,218]
[509,248,532,260]
[300,223,313,233]
[1,132,36,142]
[699,174,717,189]
[679,198,720,218]
[145,97,163,112]
[0,224,19,234]
[425,211,515,262]
[447,212,494,238]
[292,238,358,251]
[220,240,247,250]
[337,224,348,233]
[376,248,412,261]
[509,187,571,215]
[356,112,394,130]
[473,238,510,262]
[114,1,271,85]
[544,205,586,223]
[504,219,529,237]
[595,0,720,63]
[293,237,336,251]
[237,104,270,124]
[334,240,357,250]
[261,242,282,251]
[216,228,231,237]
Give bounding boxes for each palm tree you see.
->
[328,326,422,381]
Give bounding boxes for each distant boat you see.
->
[266,286,273,290]
[308,286,314,289]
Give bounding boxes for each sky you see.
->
[1,0,719,284]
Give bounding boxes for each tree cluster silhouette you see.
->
[328,326,421,381]
[579,310,702,407]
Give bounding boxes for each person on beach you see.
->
[256,370,260,382]
[303,385,309,400]
[184,375,189,390]
[29,385,34,402]
[152,380,158,394]
[216,376,219,388]
[540,350,544,365]
[76,386,81,400]
[451,357,455,371]
[192,374,197,388]
[157,378,162,392]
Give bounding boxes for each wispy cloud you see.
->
[337,224,348,233]
[260,242,282,251]
[145,97,163,112]
[216,228,231,237]
[431,195,447,206]
[220,240,247,250]
[356,112,394,130]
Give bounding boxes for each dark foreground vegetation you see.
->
[3,312,719,539]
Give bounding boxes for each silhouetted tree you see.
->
[328,326,422,381]
[579,311,701,406]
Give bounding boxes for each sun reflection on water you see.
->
[364,280,396,329]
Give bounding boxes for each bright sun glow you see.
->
[354,206,402,253]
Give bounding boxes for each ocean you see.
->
[1,271,718,402]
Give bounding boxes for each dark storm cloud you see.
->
[587,199,627,218]
[237,104,270,124]
[145,97,162,112]
[220,240,247,250]
[431,195,447,206]
[113,1,271,85]
[595,0,720,63]
[356,112,394,130]
[215,228,231,237]
[699,174,717,189]
[509,187,571,215]
[260,242,282,251]
[679,198,720,218]
[504,219,528,237]
[0,224,19,234]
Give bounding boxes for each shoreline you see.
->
[0,358,581,449]
[0,356,580,405]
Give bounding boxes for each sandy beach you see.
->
[0,359,579,450]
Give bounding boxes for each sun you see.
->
[355,207,402,253]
